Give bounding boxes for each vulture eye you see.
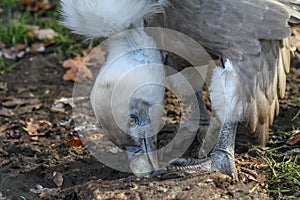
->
[129,115,138,126]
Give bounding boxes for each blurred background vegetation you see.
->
[0,0,97,74]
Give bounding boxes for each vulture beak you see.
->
[126,136,160,177]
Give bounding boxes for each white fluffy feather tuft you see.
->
[60,0,168,38]
[209,60,242,123]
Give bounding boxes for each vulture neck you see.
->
[92,28,165,124]
[102,28,166,100]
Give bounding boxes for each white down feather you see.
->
[60,0,168,38]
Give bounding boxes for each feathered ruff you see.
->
[59,0,168,38]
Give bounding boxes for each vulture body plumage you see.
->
[60,0,300,178]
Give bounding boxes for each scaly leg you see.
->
[169,120,238,179]
[162,60,242,180]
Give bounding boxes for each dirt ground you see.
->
[0,45,299,199]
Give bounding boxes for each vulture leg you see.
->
[165,60,241,179]
[194,91,212,146]
[169,121,238,179]
[160,64,217,158]
[160,90,211,148]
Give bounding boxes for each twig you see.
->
[291,108,300,121]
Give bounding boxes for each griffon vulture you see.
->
[60,0,300,178]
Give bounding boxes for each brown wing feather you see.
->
[245,39,291,146]
[251,38,291,146]
[150,0,299,146]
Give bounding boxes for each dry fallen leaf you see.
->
[67,137,84,149]
[30,185,60,199]
[31,42,46,53]
[23,118,52,136]
[33,28,58,40]
[0,82,8,91]
[116,193,128,200]
[2,44,28,60]
[0,107,15,117]
[291,27,300,52]
[0,125,8,133]
[84,46,107,67]
[62,46,106,82]
[2,97,40,107]
[21,0,56,12]
[286,130,300,146]
[16,103,43,115]
[51,97,75,114]
[1,97,42,116]
[62,56,93,82]
[53,171,63,188]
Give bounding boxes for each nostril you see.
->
[125,146,142,154]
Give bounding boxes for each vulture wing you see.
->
[151,0,299,145]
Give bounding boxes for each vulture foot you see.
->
[158,121,238,180]
[168,148,238,180]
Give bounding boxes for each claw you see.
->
[160,121,239,180]
[167,153,237,179]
